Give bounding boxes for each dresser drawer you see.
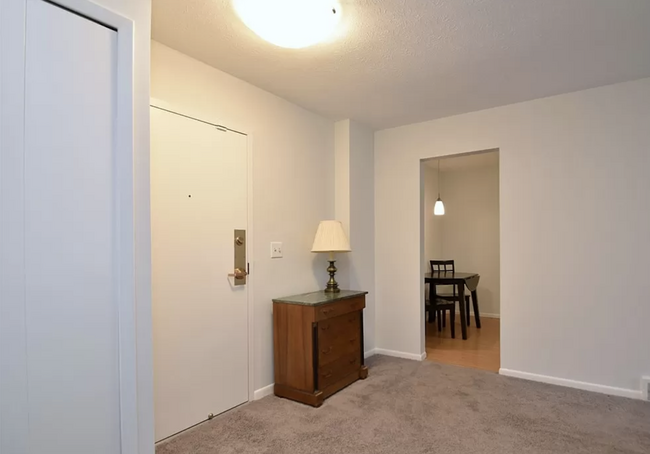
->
[318,311,359,344]
[315,296,365,321]
[318,352,361,389]
[319,332,360,366]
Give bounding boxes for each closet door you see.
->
[22,1,121,452]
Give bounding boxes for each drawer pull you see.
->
[323,371,333,379]
[349,358,357,364]
[321,346,333,355]
[320,324,330,331]
[349,338,357,343]
[321,308,333,315]
[348,316,356,322]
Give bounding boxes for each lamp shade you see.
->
[434,197,445,216]
[311,220,351,252]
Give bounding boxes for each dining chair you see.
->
[429,259,472,327]
[425,282,456,338]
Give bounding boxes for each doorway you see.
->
[150,105,251,441]
[421,150,500,372]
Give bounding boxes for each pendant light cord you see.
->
[437,159,441,198]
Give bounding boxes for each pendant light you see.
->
[434,159,445,216]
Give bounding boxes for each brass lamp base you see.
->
[324,260,340,293]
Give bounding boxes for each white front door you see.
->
[151,106,249,441]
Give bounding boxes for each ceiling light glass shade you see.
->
[233,0,341,49]
[434,197,445,216]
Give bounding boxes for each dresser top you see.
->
[273,290,367,306]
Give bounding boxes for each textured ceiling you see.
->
[152,0,650,129]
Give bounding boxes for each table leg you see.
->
[458,284,468,340]
[471,290,481,329]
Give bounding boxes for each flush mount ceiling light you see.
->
[233,0,341,49]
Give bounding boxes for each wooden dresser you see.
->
[272,290,368,407]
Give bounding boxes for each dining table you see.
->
[424,271,481,340]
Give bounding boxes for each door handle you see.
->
[228,268,248,280]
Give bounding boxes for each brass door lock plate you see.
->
[232,229,247,285]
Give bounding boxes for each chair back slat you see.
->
[429,260,457,297]
[429,259,455,273]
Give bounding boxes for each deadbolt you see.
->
[235,236,244,246]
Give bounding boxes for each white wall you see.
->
[130,0,154,451]
[151,42,335,393]
[424,160,501,316]
[1,1,153,453]
[422,166,442,265]
[333,120,352,289]
[376,78,650,397]
[335,119,376,352]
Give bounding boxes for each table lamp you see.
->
[311,220,351,293]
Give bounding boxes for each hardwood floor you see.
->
[425,314,500,372]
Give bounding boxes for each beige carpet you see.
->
[157,355,650,454]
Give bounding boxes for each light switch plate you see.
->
[270,242,283,259]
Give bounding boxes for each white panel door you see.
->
[151,107,249,441]
[23,1,121,453]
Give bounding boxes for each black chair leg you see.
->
[450,307,456,338]
[437,309,442,332]
[442,310,446,328]
[466,296,471,327]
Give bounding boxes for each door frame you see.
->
[419,148,501,362]
[0,0,139,453]
[150,98,256,410]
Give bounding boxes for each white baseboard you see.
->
[374,348,427,361]
[253,383,274,401]
[499,368,643,400]
[364,349,376,359]
[453,310,500,319]
[641,376,650,401]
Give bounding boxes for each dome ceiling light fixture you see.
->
[232,0,341,49]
